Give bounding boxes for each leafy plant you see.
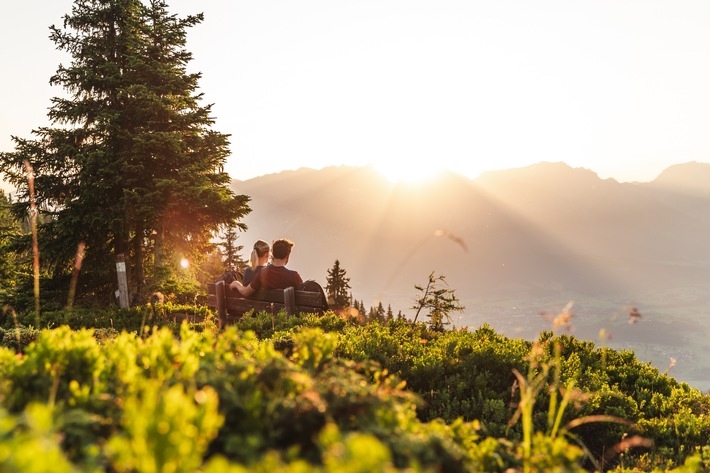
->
[0,404,75,473]
[411,271,465,330]
[0,310,708,471]
[106,382,223,473]
[508,340,635,472]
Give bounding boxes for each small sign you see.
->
[116,262,126,272]
[115,290,121,298]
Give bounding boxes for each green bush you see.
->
[0,312,707,472]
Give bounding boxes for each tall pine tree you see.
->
[0,0,249,304]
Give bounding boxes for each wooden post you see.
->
[215,280,227,328]
[115,254,130,309]
[284,287,296,315]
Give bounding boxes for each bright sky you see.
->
[3,0,710,184]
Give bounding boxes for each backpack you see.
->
[216,270,243,286]
[297,279,330,310]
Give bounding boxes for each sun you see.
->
[373,161,445,184]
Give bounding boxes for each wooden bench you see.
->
[207,281,327,325]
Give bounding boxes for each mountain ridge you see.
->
[229,160,710,389]
[230,160,710,304]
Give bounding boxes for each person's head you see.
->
[271,238,294,261]
[249,239,270,269]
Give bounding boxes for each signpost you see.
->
[116,254,130,308]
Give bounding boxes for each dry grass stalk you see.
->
[23,160,40,326]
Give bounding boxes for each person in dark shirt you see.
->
[243,239,270,286]
[230,238,303,297]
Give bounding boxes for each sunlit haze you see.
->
[3,1,710,186]
[373,161,446,184]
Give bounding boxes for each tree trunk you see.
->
[132,223,145,304]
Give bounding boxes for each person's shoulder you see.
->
[289,268,303,282]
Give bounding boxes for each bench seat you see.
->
[207,281,326,325]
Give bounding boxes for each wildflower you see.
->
[540,301,575,332]
[668,357,677,371]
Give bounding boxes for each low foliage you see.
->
[0,322,479,471]
[0,310,708,471]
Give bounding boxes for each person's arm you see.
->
[230,280,255,298]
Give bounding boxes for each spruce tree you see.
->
[0,191,22,305]
[219,224,245,272]
[375,301,386,322]
[325,259,351,309]
[194,249,225,289]
[367,305,377,322]
[0,0,249,304]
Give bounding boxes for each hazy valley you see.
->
[230,161,710,391]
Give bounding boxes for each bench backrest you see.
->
[207,281,325,322]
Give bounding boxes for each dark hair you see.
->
[271,238,294,260]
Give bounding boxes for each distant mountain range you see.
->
[231,161,710,390]
[231,161,710,310]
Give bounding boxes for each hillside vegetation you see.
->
[2,2,708,470]
[1,305,708,472]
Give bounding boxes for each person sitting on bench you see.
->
[230,238,303,296]
[243,239,270,285]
